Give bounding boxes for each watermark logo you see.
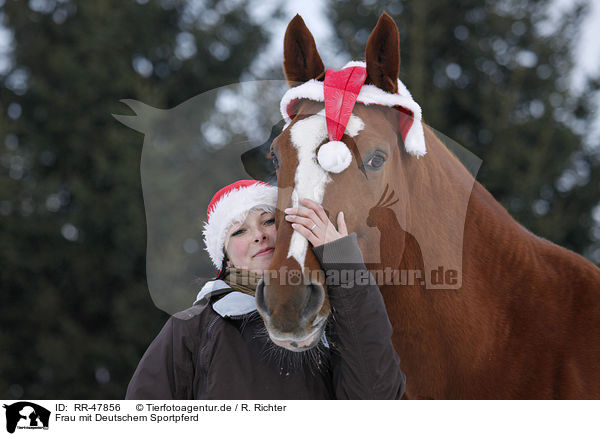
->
[113,80,481,314]
[3,402,50,434]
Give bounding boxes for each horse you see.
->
[254,13,600,399]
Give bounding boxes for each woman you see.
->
[126,180,405,399]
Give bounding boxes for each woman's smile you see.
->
[254,247,274,257]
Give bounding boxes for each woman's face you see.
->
[225,208,276,273]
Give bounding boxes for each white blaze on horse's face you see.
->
[286,109,364,271]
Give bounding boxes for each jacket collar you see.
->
[194,279,256,317]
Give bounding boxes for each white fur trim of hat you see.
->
[280,61,426,157]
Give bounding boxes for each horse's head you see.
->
[256,13,471,352]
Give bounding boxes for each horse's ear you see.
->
[365,13,400,94]
[283,15,325,86]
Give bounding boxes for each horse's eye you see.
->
[365,151,387,170]
[270,149,280,170]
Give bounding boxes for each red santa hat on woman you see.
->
[202,180,277,270]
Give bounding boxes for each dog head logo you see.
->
[3,402,50,433]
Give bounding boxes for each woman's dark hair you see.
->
[216,254,229,280]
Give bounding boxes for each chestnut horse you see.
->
[255,13,600,399]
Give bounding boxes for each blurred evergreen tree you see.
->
[327,0,600,261]
[0,0,268,398]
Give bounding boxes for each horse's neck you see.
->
[463,181,536,281]
[384,133,600,398]
[463,180,600,292]
[415,139,555,292]
[403,128,552,287]
[376,172,527,386]
[381,139,537,349]
[392,143,591,329]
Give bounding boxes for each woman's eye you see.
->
[264,218,275,225]
[366,152,387,170]
[231,229,245,236]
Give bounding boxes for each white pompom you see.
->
[317,141,352,173]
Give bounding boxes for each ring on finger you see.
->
[310,223,317,231]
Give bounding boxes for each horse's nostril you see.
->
[255,278,270,316]
[301,282,324,321]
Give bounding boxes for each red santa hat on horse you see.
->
[279,14,426,174]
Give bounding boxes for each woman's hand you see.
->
[284,198,348,247]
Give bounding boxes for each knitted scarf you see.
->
[222,267,263,297]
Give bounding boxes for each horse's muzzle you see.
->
[255,279,326,351]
